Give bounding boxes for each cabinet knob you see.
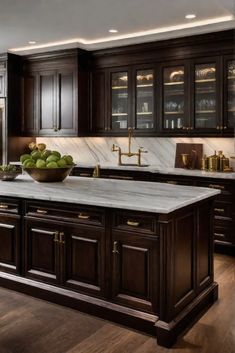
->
[223,126,227,129]
[216,126,220,130]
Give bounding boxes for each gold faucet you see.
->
[92,164,100,178]
[112,127,148,166]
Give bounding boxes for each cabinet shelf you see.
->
[164,111,184,115]
[164,82,184,86]
[196,110,216,114]
[112,113,128,116]
[136,84,153,88]
[112,86,128,90]
[195,79,216,83]
[137,112,153,115]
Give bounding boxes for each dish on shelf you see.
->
[169,70,184,82]
[195,67,215,80]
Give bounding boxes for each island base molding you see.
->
[0,272,218,348]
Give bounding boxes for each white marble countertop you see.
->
[75,163,235,180]
[0,175,219,214]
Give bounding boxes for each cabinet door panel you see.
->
[91,71,106,132]
[63,225,105,296]
[21,74,38,134]
[38,71,57,133]
[0,215,20,274]
[112,231,159,313]
[58,70,77,134]
[24,219,59,284]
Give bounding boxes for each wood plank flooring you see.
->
[0,253,234,353]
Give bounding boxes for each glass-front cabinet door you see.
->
[193,61,219,131]
[225,58,235,131]
[135,69,154,130]
[111,71,129,130]
[162,65,187,132]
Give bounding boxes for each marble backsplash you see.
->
[36,137,235,168]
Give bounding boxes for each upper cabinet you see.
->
[21,50,89,137]
[90,30,234,137]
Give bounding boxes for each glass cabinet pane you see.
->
[111,72,128,129]
[163,66,185,130]
[227,60,235,129]
[194,63,217,129]
[136,69,154,129]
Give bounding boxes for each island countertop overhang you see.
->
[0,175,220,214]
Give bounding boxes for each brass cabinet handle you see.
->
[78,212,90,220]
[127,220,140,227]
[214,233,225,238]
[208,184,225,190]
[112,241,119,254]
[0,203,8,209]
[167,180,178,185]
[54,231,59,242]
[59,232,65,244]
[36,209,48,215]
[223,126,227,129]
[214,208,225,213]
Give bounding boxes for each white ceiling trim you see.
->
[9,15,235,54]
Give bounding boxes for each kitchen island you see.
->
[0,176,219,347]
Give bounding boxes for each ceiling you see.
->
[0,0,234,55]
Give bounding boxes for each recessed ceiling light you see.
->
[109,29,118,33]
[28,41,36,44]
[185,14,196,20]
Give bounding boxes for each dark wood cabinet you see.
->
[62,224,105,297]
[24,218,61,284]
[90,70,107,133]
[21,49,88,137]
[111,229,159,313]
[0,198,21,275]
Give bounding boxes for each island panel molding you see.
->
[0,176,219,347]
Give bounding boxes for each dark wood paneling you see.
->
[90,70,107,132]
[38,71,56,133]
[0,70,6,96]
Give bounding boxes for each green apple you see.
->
[36,159,46,168]
[46,154,60,163]
[63,155,74,165]
[25,160,36,168]
[22,158,33,167]
[20,154,32,163]
[46,161,58,168]
[31,151,41,160]
[41,150,51,159]
[52,151,61,159]
[57,158,67,168]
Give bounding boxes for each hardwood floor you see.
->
[0,253,234,353]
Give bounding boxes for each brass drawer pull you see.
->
[54,231,59,242]
[214,233,225,238]
[209,184,225,190]
[112,241,119,254]
[214,208,225,213]
[36,209,48,215]
[127,220,140,227]
[0,203,8,209]
[80,173,91,177]
[78,212,90,220]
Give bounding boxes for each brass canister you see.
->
[221,157,230,171]
[208,151,219,172]
[201,155,208,170]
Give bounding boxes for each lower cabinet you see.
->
[0,214,21,274]
[111,230,159,313]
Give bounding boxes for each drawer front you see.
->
[213,201,232,219]
[196,181,232,201]
[0,198,20,214]
[25,201,105,226]
[214,219,234,245]
[113,210,157,234]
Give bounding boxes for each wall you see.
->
[37,137,235,168]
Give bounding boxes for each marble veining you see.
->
[37,136,235,169]
[0,175,219,214]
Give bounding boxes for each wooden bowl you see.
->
[24,166,74,182]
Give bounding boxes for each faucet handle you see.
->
[112,144,117,152]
